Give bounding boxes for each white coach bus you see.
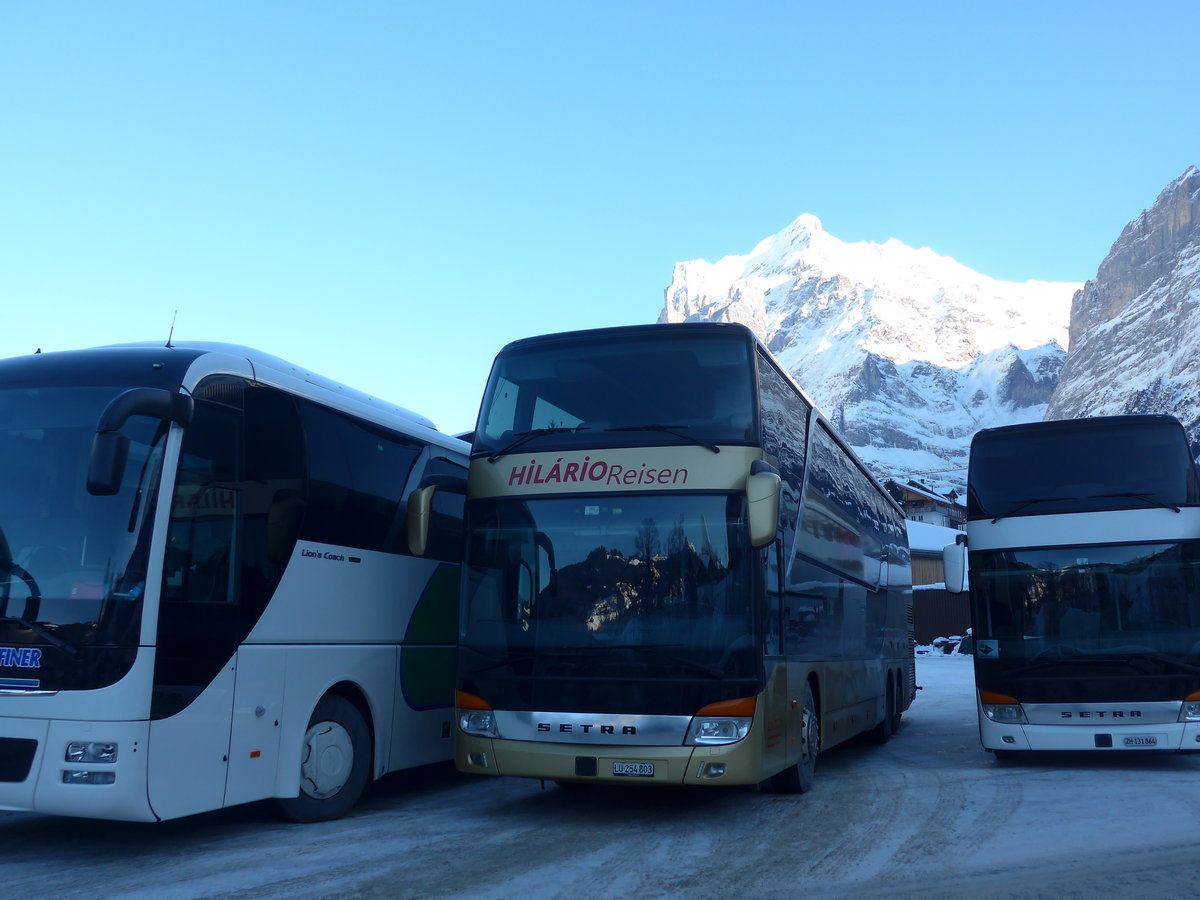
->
[944,415,1200,757]
[0,342,467,821]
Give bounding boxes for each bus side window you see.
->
[297,400,421,552]
[241,387,307,619]
[764,539,783,655]
[412,456,467,563]
[162,401,240,607]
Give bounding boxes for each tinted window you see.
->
[758,352,811,552]
[241,387,307,614]
[758,355,809,472]
[0,385,165,692]
[969,416,1200,520]
[419,455,467,563]
[783,557,873,658]
[474,331,756,456]
[0,386,165,649]
[795,424,884,586]
[972,542,1200,654]
[298,401,421,551]
[156,398,242,717]
[459,494,756,715]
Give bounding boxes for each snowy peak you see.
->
[662,217,1079,492]
[664,215,1074,369]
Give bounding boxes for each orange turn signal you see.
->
[979,690,1019,705]
[696,696,757,717]
[456,690,492,710]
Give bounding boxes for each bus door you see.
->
[147,399,242,820]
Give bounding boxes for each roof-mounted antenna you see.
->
[166,310,178,348]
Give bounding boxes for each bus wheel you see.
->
[767,684,819,794]
[276,694,371,823]
[869,677,895,744]
[889,674,904,735]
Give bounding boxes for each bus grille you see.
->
[0,737,37,783]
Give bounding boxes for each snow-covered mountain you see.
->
[661,216,1078,493]
[1046,166,1200,456]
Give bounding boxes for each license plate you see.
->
[1123,735,1159,748]
[612,761,654,777]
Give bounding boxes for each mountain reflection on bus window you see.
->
[462,495,753,666]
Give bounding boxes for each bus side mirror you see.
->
[407,485,436,557]
[87,431,131,496]
[943,541,968,594]
[86,388,193,496]
[747,465,781,549]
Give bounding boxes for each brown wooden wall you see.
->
[912,588,970,645]
[911,555,944,588]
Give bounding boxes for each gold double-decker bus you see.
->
[454,323,913,791]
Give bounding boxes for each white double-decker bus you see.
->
[944,414,1200,757]
[455,323,913,791]
[0,342,467,821]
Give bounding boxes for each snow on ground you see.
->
[3,656,1200,899]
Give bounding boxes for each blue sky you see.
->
[3,2,1197,433]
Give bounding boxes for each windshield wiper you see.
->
[1089,492,1182,513]
[463,643,727,679]
[1003,649,1200,679]
[1001,653,1126,678]
[563,643,727,679]
[991,496,1079,523]
[604,424,720,454]
[1101,649,1200,675]
[486,426,591,463]
[0,616,81,657]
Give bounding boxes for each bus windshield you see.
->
[473,331,756,458]
[968,416,1200,520]
[973,542,1200,658]
[459,494,757,713]
[0,386,166,650]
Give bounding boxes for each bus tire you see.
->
[767,684,818,794]
[276,694,371,823]
[869,676,895,744]
[890,673,904,734]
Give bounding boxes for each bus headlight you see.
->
[686,717,752,746]
[1179,694,1200,722]
[66,742,118,764]
[982,704,1026,724]
[459,711,498,738]
[980,691,1027,724]
[686,696,756,746]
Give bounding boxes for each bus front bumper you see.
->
[979,716,1200,753]
[0,715,157,821]
[456,732,765,785]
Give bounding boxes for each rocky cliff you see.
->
[1046,166,1200,455]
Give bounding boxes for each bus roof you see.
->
[0,342,466,453]
[967,414,1199,520]
[972,414,1186,444]
[493,321,759,353]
